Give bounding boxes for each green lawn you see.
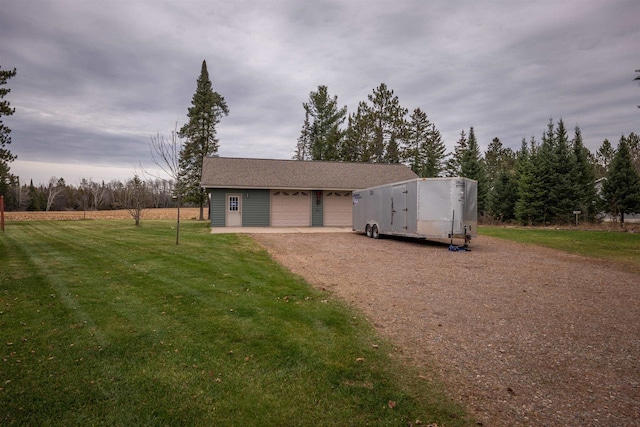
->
[480,226,640,272]
[0,220,468,426]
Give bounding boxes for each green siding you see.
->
[209,189,226,226]
[208,189,270,227]
[242,189,270,226]
[311,190,323,227]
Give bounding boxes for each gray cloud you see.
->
[1,0,638,185]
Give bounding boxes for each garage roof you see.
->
[201,157,418,190]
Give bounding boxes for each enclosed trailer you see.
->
[352,177,477,246]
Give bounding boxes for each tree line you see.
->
[3,176,180,213]
[293,83,640,225]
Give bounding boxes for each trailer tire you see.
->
[371,224,379,239]
[365,225,372,238]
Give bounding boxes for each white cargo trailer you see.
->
[352,177,477,246]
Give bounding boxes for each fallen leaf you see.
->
[388,400,396,409]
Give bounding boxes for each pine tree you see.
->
[459,127,488,215]
[490,169,519,222]
[423,125,446,177]
[570,126,597,221]
[179,60,229,220]
[595,139,615,179]
[293,111,312,160]
[404,108,432,175]
[626,132,640,173]
[515,137,545,225]
[302,85,346,161]
[402,109,446,177]
[0,66,17,201]
[601,135,640,224]
[485,137,516,220]
[347,83,407,163]
[445,130,467,177]
[548,118,576,223]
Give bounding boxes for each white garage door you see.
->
[324,191,353,226]
[271,190,311,226]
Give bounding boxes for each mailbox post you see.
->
[573,210,581,226]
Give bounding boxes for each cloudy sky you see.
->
[2,0,639,185]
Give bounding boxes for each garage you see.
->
[271,190,311,226]
[323,191,353,226]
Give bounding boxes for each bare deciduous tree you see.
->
[120,175,148,226]
[45,177,65,211]
[145,124,185,244]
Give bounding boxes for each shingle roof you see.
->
[201,157,418,190]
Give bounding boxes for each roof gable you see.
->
[201,157,418,190]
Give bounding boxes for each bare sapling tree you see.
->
[120,174,148,226]
[145,124,185,244]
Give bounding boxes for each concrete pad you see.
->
[210,226,354,234]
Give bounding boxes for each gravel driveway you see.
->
[252,232,640,426]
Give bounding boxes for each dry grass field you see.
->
[3,208,202,221]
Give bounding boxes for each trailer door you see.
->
[391,184,407,233]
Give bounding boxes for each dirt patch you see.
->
[3,208,201,221]
[252,232,640,426]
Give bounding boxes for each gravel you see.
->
[252,232,640,426]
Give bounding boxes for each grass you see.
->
[479,226,640,272]
[0,220,469,426]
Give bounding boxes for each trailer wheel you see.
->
[365,225,372,238]
[371,224,379,239]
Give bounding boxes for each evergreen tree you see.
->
[485,137,516,220]
[0,66,17,201]
[301,85,346,161]
[179,60,229,220]
[343,102,375,162]
[570,126,598,221]
[516,137,546,225]
[459,127,488,215]
[293,111,312,160]
[403,108,446,177]
[626,132,640,173]
[423,125,446,177]
[347,83,407,163]
[595,139,615,178]
[490,169,519,222]
[445,130,467,177]
[601,135,640,224]
[403,110,425,174]
[548,118,576,223]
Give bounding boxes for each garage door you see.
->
[271,190,311,226]
[324,191,353,226]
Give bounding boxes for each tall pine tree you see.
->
[445,130,467,177]
[595,139,615,178]
[402,108,446,177]
[301,85,346,161]
[179,60,229,220]
[346,83,407,163]
[602,135,640,224]
[0,66,17,203]
[570,126,597,221]
[459,127,487,215]
[548,118,576,223]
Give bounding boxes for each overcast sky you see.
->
[2,0,639,185]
